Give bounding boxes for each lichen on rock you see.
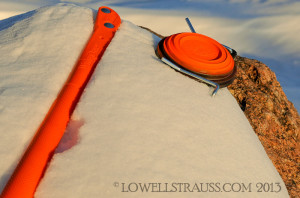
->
[228,56,300,198]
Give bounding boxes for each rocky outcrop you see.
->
[144,27,299,197]
[227,56,300,198]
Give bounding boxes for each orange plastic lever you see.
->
[1,6,121,198]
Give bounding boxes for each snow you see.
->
[0,3,94,193]
[0,4,289,197]
[1,0,299,111]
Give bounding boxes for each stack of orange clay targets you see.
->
[156,18,237,96]
[0,6,121,198]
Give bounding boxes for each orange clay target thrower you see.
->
[1,7,121,198]
[156,18,237,96]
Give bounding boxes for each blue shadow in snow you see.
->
[104,0,289,19]
[0,10,36,32]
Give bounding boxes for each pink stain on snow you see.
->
[55,119,84,153]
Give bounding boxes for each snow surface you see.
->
[0,3,94,193]
[0,4,289,197]
[0,0,299,112]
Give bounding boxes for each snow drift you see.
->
[0,3,289,197]
[1,0,300,112]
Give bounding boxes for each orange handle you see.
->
[1,6,121,198]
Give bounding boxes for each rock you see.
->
[227,56,300,198]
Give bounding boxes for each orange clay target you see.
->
[156,32,237,86]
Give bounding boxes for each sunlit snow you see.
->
[0,4,290,197]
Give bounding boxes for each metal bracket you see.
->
[161,57,220,96]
